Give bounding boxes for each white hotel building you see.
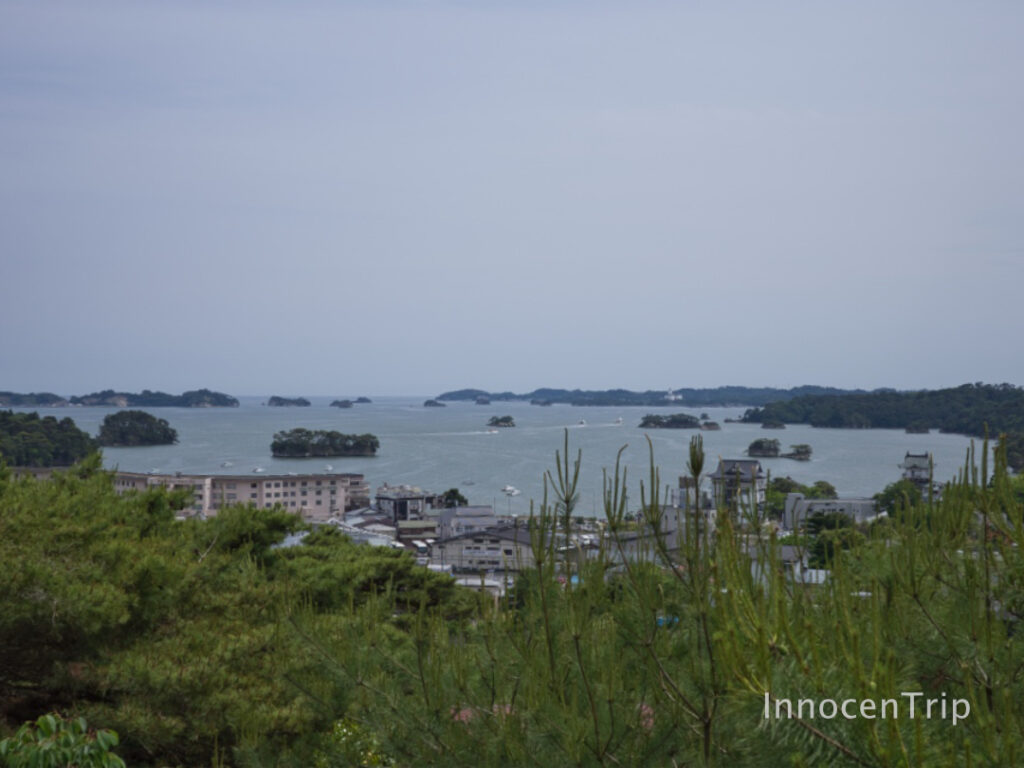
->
[113,471,370,521]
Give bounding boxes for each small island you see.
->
[424,399,446,408]
[782,443,813,460]
[331,399,354,408]
[355,397,372,404]
[639,413,701,429]
[747,438,781,457]
[267,396,311,407]
[271,429,380,457]
[97,410,178,447]
[488,415,515,428]
[701,421,721,431]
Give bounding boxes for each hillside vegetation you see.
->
[0,410,96,466]
[4,437,1024,766]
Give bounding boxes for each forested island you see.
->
[0,391,69,407]
[747,438,780,457]
[97,410,178,447]
[0,410,96,466]
[742,382,1024,468]
[639,412,701,429]
[267,396,311,407]
[488,415,515,427]
[438,385,871,407]
[423,399,446,407]
[0,389,238,407]
[330,399,353,408]
[70,389,239,407]
[271,429,379,457]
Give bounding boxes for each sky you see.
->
[1,1,1022,397]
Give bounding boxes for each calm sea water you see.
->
[21,397,986,517]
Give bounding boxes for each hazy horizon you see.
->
[3,2,1022,395]
[3,380,1018,401]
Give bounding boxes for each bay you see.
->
[17,396,989,517]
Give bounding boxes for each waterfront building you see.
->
[113,470,369,521]
[375,484,441,523]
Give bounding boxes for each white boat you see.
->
[220,461,234,468]
[502,485,521,496]
[324,464,334,471]
[487,429,499,434]
[578,419,587,426]
[252,467,265,474]
[614,417,624,425]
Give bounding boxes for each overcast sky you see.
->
[2,1,1022,396]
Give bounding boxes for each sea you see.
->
[18,396,990,518]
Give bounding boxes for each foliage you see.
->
[638,412,700,428]
[0,410,97,466]
[97,410,178,447]
[873,478,924,516]
[10,433,1024,766]
[423,399,447,407]
[0,461,474,767]
[440,488,468,508]
[747,438,780,456]
[487,415,515,427]
[0,714,125,768]
[295,435,1024,767]
[271,428,379,457]
[330,399,353,408]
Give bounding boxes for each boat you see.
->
[614,417,623,425]
[220,460,234,468]
[578,419,587,426]
[502,485,521,496]
[252,467,265,474]
[324,464,334,471]
[487,428,499,434]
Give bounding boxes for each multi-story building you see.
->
[374,484,441,523]
[113,471,368,521]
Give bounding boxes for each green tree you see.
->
[873,478,923,516]
[440,488,468,508]
[0,714,125,768]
